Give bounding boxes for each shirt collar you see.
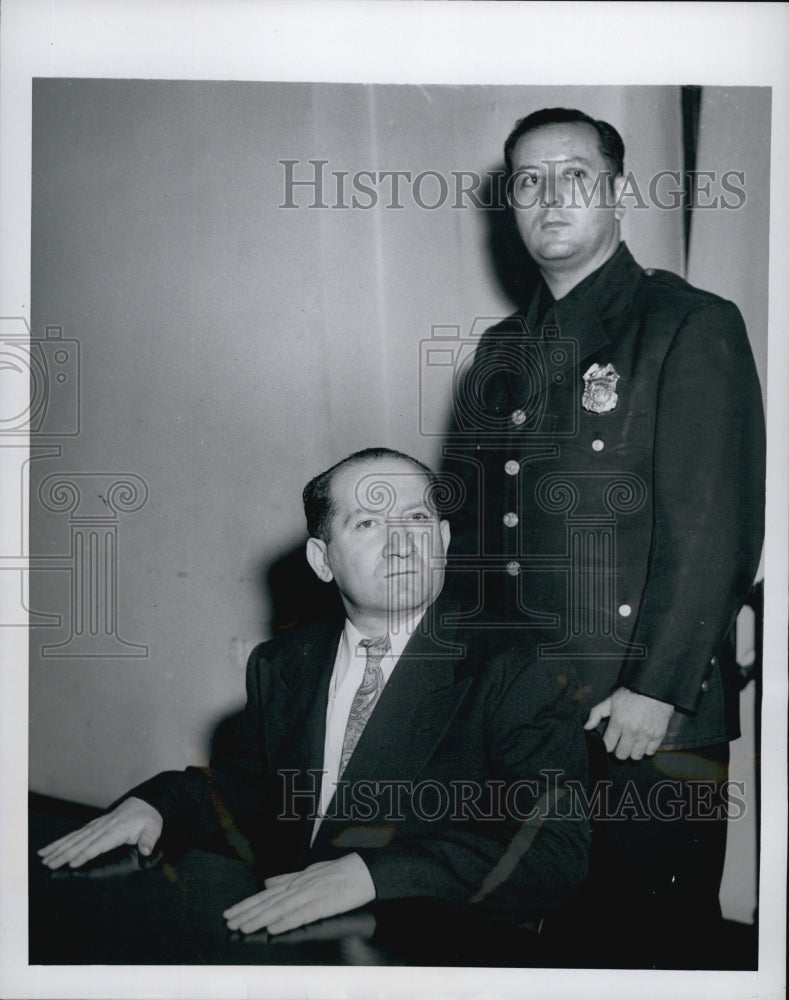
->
[337,609,426,684]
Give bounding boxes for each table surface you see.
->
[29,809,545,967]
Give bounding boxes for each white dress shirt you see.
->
[312,612,423,841]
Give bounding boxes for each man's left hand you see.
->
[584,687,674,760]
[223,853,376,935]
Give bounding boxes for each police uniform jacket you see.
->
[442,242,765,749]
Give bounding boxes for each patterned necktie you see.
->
[338,635,390,779]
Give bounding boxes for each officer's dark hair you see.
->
[504,107,625,180]
[303,447,439,543]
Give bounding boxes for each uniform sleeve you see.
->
[617,299,765,711]
[357,657,591,919]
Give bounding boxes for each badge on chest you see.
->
[582,363,621,413]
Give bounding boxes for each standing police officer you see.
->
[442,107,765,967]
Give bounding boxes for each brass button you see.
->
[506,561,520,576]
[504,460,520,476]
[592,439,605,452]
[511,409,526,426]
[503,512,519,528]
[618,604,632,617]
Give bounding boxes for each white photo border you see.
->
[2,2,787,999]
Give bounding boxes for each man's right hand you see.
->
[38,797,163,870]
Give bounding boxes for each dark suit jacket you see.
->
[130,603,590,922]
[442,242,765,749]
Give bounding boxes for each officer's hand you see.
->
[38,797,163,869]
[224,853,376,935]
[584,687,674,760]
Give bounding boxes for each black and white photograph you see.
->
[1,3,786,999]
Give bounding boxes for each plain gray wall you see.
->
[28,82,769,917]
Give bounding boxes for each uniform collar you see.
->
[530,242,643,362]
[558,241,642,319]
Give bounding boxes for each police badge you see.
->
[582,363,620,413]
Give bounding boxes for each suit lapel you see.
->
[265,620,341,829]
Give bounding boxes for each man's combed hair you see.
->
[504,107,625,179]
[303,447,439,542]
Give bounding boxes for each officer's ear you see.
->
[613,173,626,222]
[439,519,451,556]
[306,536,334,584]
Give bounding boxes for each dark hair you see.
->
[504,107,625,179]
[303,447,439,542]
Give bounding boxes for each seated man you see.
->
[40,447,589,936]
